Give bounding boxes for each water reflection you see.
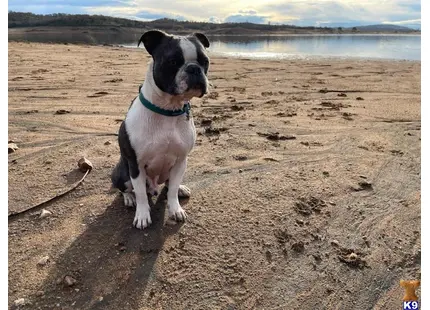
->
[203,35,420,60]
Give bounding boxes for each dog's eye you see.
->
[169,59,177,66]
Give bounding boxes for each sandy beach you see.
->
[8,42,420,309]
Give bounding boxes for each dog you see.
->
[111,30,210,229]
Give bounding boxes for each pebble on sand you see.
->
[8,143,19,154]
[77,157,93,172]
[63,275,77,287]
[14,298,26,306]
[39,209,52,219]
[36,291,44,297]
[165,219,177,226]
[37,256,50,266]
[331,240,340,247]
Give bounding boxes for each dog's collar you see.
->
[139,92,190,117]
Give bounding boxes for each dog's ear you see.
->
[193,33,210,49]
[138,30,167,55]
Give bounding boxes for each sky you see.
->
[8,0,421,29]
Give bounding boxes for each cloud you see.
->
[8,0,129,15]
[225,13,268,24]
[383,18,421,25]
[224,7,270,24]
[208,16,222,23]
[83,0,229,22]
[238,9,257,15]
[262,0,421,27]
[9,0,125,8]
[265,1,367,25]
[397,1,420,12]
[134,11,187,21]
[9,4,90,15]
[382,18,421,29]
[8,0,422,27]
[81,5,192,21]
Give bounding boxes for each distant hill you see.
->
[8,12,148,28]
[9,11,420,33]
[8,11,330,33]
[351,24,416,32]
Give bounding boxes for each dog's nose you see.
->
[185,64,201,75]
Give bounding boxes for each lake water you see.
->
[126,34,420,61]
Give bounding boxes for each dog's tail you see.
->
[111,155,131,192]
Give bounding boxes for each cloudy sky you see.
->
[8,0,421,29]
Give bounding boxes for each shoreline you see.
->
[8,26,421,36]
[10,40,422,63]
[8,26,420,46]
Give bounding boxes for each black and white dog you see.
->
[111,30,210,229]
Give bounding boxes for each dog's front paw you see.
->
[168,203,187,222]
[133,205,152,229]
[178,185,191,198]
[122,192,136,207]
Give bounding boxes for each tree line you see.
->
[8,11,333,32]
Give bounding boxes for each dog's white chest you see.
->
[126,99,196,184]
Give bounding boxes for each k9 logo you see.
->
[403,301,419,310]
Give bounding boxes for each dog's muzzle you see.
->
[185,64,208,96]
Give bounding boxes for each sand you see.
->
[8,42,421,309]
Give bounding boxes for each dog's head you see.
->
[138,30,210,99]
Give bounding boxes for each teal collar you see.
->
[139,92,190,117]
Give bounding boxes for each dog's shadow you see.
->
[34,188,186,309]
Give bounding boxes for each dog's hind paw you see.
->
[178,185,191,198]
[122,192,136,207]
